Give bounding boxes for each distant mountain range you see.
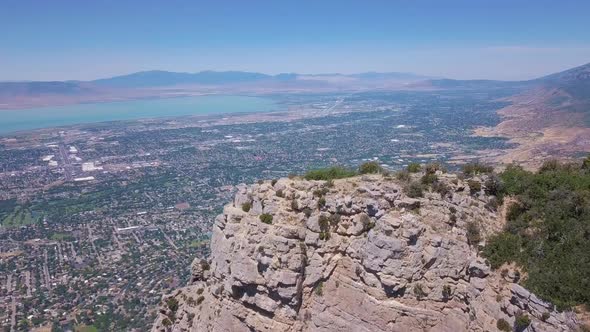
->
[90,70,432,88]
[92,70,273,88]
[0,63,588,109]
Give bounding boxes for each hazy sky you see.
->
[2,0,590,81]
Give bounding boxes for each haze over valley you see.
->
[2,1,590,332]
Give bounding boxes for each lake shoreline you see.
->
[0,95,277,135]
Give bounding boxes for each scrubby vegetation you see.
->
[424,162,444,174]
[420,173,438,185]
[259,213,273,224]
[304,166,356,181]
[406,162,421,173]
[359,161,382,174]
[315,281,324,296]
[318,214,331,240]
[496,318,511,332]
[395,170,411,182]
[241,202,251,212]
[514,312,531,332]
[462,162,494,175]
[404,181,424,198]
[305,162,384,181]
[467,179,481,195]
[165,297,179,312]
[482,158,590,309]
[432,181,450,197]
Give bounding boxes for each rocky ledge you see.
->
[153,172,579,332]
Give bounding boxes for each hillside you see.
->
[536,62,590,100]
[476,62,590,167]
[152,169,581,332]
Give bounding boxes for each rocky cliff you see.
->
[153,172,579,332]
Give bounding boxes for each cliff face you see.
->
[153,173,578,332]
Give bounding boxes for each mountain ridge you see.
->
[0,63,588,110]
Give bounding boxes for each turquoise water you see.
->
[0,95,276,135]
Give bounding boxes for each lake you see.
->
[0,95,277,135]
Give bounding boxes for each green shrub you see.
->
[404,181,424,198]
[317,214,332,240]
[432,181,450,197]
[304,167,356,181]
[166,297,179,312]
[317,197,326,209]
[421,173,438,185]
[482,232,520,269]
[514,313,531,332]
[313,188,329,197]
[462,162,493,175]
[484,174,504,197]
[271,179,278,186]
[259,213,273,224]
[200,261,210,271]
[425,162,444,174]
[395,170,411,181]
[318,215,330,232]
[315,281,324,296]
[467,180,482,195]
[505,202,525,222]
[407,163,421,173]
[329,213,341,226]
[359,161,382,174]
[496,318,511,332]
[162,318,172,326]
[276,189,284,198]
[241,202,251,212]
[538,159,561,173]
[484,197,500,211]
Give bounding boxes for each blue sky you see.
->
[1,0,590,81]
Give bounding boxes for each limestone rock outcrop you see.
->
[153,173,578,332]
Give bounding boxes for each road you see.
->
[58,143,73,181]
